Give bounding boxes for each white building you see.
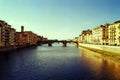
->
[92,25,103,44]
[108,21,120,46]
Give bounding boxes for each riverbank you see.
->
[78,43,120,61]
[0,47,17,52]
[0,45,38,53]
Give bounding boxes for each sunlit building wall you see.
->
[86,30,92,44]
[79,30,92,44]
[92,26,103,44]
[108,21,120,46]
[80,31,86,43]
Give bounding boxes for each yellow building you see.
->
[108,21,120,46]
[85,30,92,44]
[92,25,105,44]
[78,30,92,43]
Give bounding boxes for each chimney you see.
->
[21,26,24,32]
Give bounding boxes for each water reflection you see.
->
[0,52,11,61]
[0,45,120,80]
[80,47,120,80]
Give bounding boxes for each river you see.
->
[0,43,120,80]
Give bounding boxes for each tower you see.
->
[21,26,24,32]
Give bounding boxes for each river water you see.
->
[0,44,120,80]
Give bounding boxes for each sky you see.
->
[0,0,120,40]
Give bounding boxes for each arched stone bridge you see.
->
[38,40,78,47]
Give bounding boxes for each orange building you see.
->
[0,20,16,47]
[16,32,27,47]
[16,26,38,47]
[24,31,37,46]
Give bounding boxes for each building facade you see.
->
[9,27,16,47]
[92,25,104,44]
[16,26,38,47]
[108,21,120,46]
[0,20,16,47]
[24,31,37,46]
[85,30,92,44]
[78,30,92,44]
[102,24,109,45]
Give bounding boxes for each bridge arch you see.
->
[39,40,78,47]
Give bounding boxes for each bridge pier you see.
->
[62,41,67,47]
[63,43,67,47]
[48,42,52,46]
[74,42,78,47]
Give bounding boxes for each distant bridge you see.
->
[38,40,78,47]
